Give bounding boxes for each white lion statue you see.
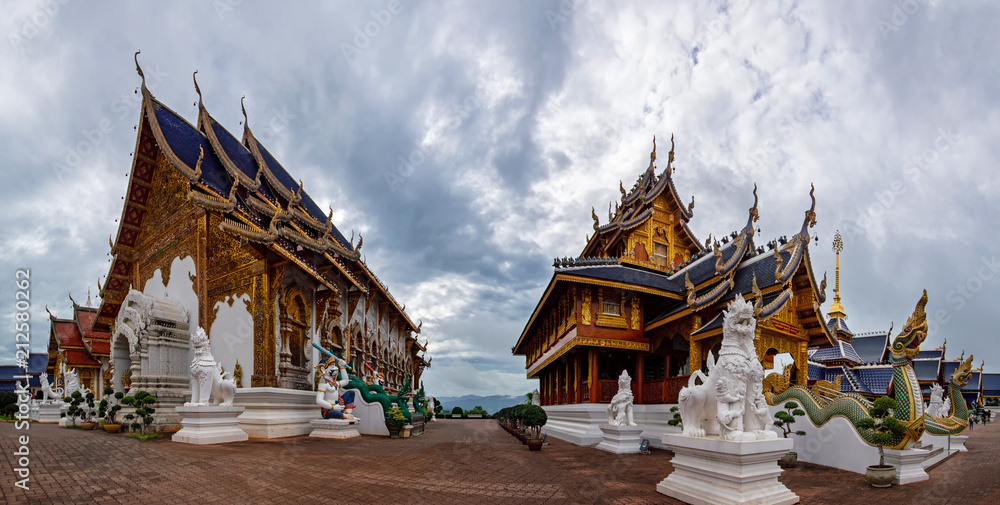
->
[678,294,776,441]
[188,327,237,406]
[60,365,90,398]
[607,370,637,426]
[926,383,952,419]
[39,373,62,403]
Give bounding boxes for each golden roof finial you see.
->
[193,70,203,106]
[241,96,249,128]
[86,288,93,307]
[68,292,77,307]
[134,51,145,88]
[650,135,656,163]
[668,133,675,167]
[828,229,846,319]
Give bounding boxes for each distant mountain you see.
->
[433,394,527,414]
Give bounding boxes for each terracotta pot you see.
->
[778,451,797,468]
[81,422,97,431]
[520,434,528,445]
[103,423,122,433]
[527,438,543,451]
[866,465,896,488]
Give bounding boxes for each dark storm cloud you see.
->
[2,1,998,396]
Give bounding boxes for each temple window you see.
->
[601,290,622,316]
[653,243,668,267]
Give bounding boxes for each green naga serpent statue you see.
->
[763,290,930,450]
[925,353,975,436]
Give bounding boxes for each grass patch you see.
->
[64,424,83,429]
[127,433,163,440]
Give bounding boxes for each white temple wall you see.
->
[767,404,879,474]
[208,294,254,388]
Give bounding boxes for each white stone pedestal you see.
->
[37,403,62,424]
[951,435,969,452]
[28,402,39,422]
[595,424,644,454]
[172,406,248,445]
[657,434,799,505]
[883,448,930,485]
[403,424,413,438]
[58,404,69,426]
[309,418,361,439]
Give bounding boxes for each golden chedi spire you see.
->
[827,230,847,319]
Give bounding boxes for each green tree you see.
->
[854,397,906,467]
[773,401,806,438]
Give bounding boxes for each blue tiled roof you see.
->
[961,392,979,406]
[962,372,982,391]
[915,349,943,360]
[810,341,864,365]
[827,317,853,335]
[152,98,354,251]
[982,373,1000,391]
[0,354,47,378]
[912,359,941,382]
[559,265,684,294]
[808,363,824,381]
[941,361,960,382]
[851,334,889,364]
[856,367,894,395]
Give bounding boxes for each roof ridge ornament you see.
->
[241,95,249,128]
[134,51,145,89]
[592,207,599,229]
[193,70,202,107]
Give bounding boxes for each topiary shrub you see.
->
[451,406,463,415]
[521,405,547,439]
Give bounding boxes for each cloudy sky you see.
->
[2,1,998,397]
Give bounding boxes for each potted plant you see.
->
[63,391,84,427]
[121,390,161,439]
[522,405,548,451]
[385,406,406,438]
[98,388,125,433]
[773,401,807,467]
[79,392,98,430]
[853,397,906,488]
[667,406,683,430]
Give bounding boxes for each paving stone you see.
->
[1,420,999,503]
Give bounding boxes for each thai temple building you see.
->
[75,56,430,434]
[45,292,112,399]
[512,137,833,446]
[803,235,998,406]
[512,137,998,447]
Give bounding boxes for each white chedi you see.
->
[531,388,541,406]
[678,294,776,441]
[188,327,237,406]
[607,370,637,426]
[926,383,952,419]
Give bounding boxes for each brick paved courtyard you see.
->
[2,419,999,504]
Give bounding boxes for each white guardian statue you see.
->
[39,373,62,403]
[678,294,776,441]
[607,370,637,426]
[926,383,952,419]
[188,327,237,406]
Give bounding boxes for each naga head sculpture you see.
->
[891,290,928,360]
[951,353,975,387]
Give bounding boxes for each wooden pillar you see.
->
[664,354,672,403]
[555,365,561,405]
[589,349,599,403]
[575,353,582,404]
[636,352,645,404]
